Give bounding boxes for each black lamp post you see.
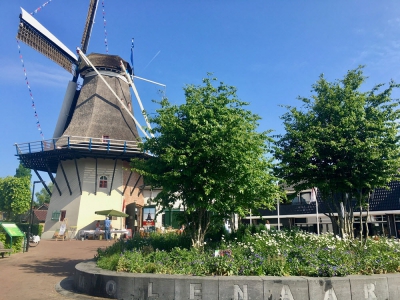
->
[26,180,41,252]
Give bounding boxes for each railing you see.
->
[15,136,142,155]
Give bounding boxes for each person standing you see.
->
[265,220,271,230]
[104,216,111,241]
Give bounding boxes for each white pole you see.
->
[133,75,166,87]
[313,187,320,235]
[76,48,149,138]
[119,62,155,137]
[277,197,280,230]
[316,196,320,235]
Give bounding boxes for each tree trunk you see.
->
[188,208,211,248]
[365,203,370,245]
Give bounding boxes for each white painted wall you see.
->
[42,157,125,239]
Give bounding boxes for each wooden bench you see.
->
[0,241,12,258]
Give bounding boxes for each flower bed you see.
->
[96,229,400,277]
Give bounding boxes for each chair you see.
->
[68,226,77,240]
[54,223,68,241]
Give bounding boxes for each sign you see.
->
[143,207,156,227]
[59,223,66,235]
[0,222,25,237]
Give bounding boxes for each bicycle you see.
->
[28,233,40,247]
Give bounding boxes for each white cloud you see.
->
[0,59,71,88]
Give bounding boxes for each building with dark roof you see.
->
[245,182,400,237]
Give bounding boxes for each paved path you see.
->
[0,239,113,299]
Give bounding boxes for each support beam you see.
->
[120,61,154,137]
[59,161,72,195]
[108,159,118,196]
[46,166,61,196]
[77,48,149,138]
[95,158,98,196]
[74,158,82,195]
[122,171,133,195]
[130,175,142,196]
[33,169,52,197]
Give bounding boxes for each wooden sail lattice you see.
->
[81,0,99,54]
[17,18,78,74]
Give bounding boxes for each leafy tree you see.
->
[274,67,400,239]
[14,163,31,181]
[131,76,283,247]
[0,176,31,220]
[35,182,53,205]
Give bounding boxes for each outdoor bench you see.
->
[0,241,12,258]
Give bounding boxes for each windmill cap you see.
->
[78,53,132,77]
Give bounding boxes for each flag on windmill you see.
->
[130,38,134,75]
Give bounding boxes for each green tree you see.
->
[14,163,32,181]
[131,76,283,247]
[0,176,31,220]
[274,67,400,239]
[35,182,53,205]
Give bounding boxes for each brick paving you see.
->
[0,239,113,299]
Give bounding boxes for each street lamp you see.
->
[26,180,41,252]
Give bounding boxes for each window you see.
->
[372,215,386,222]
[51,210,61,221]
[291,192,312,205]
[99,176,108,188]
[102,135,110,143]
[300,192,311,204]
[60,210,66,222]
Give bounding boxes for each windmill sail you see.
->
[16,8,78,74]
[81,0,99,54]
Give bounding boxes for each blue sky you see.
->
[1,1,400,181]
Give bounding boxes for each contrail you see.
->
[143,51,161,71]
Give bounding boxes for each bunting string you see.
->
[30,0,53,16]
[17,39,45,140]
[102,1,109,53]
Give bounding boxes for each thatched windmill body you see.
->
[15,1,149,238]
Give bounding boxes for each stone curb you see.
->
[56,277,108,299]
[74,261,400,299]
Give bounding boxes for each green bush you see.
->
[96,229,400,277]
[17,223,43,236]
[0,232,24,253]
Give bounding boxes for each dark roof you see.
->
[79,53,132,76]
[370,181,400,211]
[33,210,47,222]
[259,181,400,217]
[37,203,49,210]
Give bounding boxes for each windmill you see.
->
[15,0,152,238]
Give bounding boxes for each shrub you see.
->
[0,232,24,253]
[17,223,43,236]
[96,229,400,277]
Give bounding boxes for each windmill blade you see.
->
[16,8,78,74]
[81,0,99,54]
